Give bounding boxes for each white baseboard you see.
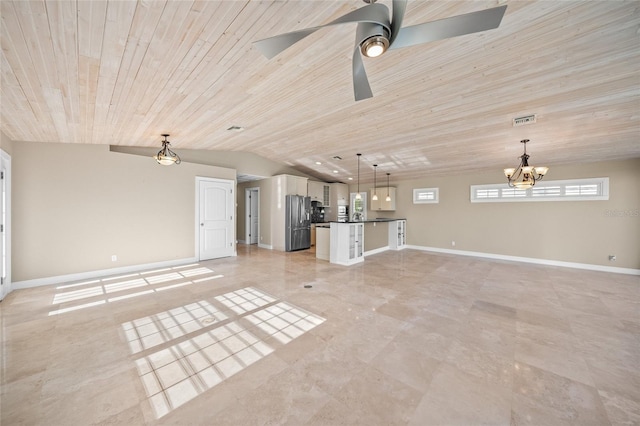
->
[258,243,273,250]
[364,246,390,257]
[12,257,198,290]
[237,239,246,244]
[406,245,640,276]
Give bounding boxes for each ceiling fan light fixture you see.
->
[360,35,389,58]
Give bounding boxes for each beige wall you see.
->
[111,145,312,180]
[364,222,389,252]
[12,141,236,281]
[12,138,637,283]
[356,158,639,269]
[1,131,14,155]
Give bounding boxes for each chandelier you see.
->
[154,134,181,166]
[503,139,548,189]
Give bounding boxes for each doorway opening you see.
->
[245,188,260,245]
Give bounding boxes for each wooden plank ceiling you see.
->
[1,0,639,182]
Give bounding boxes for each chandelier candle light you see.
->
[372,164,378,201]
[154,134,181,166]
[503,139,548,189]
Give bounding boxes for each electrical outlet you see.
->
[451,241,456,247]
[111,255,117,262]
[609,255,616,261]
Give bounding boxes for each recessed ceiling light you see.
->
[315,161,322,165]
[348,177,353,180]
[333,170,339,173]
[227,125,244,132]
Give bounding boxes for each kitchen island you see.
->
[315,224,331,261]
[328,219,406,266]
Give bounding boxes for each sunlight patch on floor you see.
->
[48,265,223,316]
[126,287,326,419]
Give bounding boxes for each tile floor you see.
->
[1,246,639,425]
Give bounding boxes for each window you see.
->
[413,188,439,204]
[470,177,609,203]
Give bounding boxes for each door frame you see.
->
[194,177,236,261]
[0,149,11,301]
[245,187,260,245]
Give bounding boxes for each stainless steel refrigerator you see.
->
[285,195,311,251]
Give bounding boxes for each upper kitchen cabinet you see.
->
[330,183,349,206]
[272,174,308,198]
[370,187,396,211]
[308,181,330,206]
[282,174,308,196]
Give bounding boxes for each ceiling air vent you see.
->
[513,114,536,126]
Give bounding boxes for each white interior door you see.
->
[198,178,234,261]
[0,150,10,301]
[249,189,259,244]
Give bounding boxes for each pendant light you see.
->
[154,134,181,166]
[385,173,391,202]
[372,164,378,201]
[355,153,362,200]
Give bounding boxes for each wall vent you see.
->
[513,114,537,126]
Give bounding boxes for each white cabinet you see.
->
[370,187,396,211]
[316,226,330,261]
[308,181,330,206]
[331,183,349,206]
[388,220,406,250]
[330,222,364,266]
[287,175,308,196]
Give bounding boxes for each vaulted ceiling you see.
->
[1,0,639,183]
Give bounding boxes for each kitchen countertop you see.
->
[327,218,405,224]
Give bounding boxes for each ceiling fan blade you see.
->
[389,5,507,50]
[254,3,391,59]
[254,28,319,59]
[389,0,408,45]
[352,46,373,101]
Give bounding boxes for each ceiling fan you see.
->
[253,0,507,101]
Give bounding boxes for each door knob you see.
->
[200,223,204,227]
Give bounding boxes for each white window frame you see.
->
[470,177,609,203]
[413,187,439,204]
